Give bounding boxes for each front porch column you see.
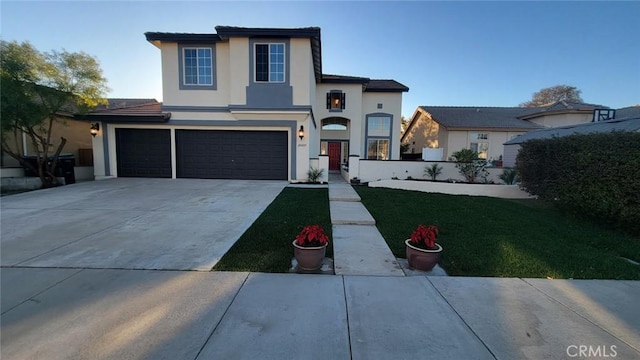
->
[348,155,360,181]
[318,155,329,183]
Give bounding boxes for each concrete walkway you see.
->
[2,269,638,360]
[328,173,404,276]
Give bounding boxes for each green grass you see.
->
[214,188,332,273]
[355,187,640,279]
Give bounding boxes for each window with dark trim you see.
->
[367,139,389,160]
[326,91,346,110]
[255,43,285,82]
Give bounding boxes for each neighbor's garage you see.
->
[176,130,288,180]
[116,128,171,178]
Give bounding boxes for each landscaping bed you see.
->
[214,188,332,273]
[355,187,640,280]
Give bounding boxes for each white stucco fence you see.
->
[368,180,535,199]
[355,160,506,183]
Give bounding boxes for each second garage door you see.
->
[176,130,288,180]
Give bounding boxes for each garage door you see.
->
[116,129,171,178]
[176,130,288,180]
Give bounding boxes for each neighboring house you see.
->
[85,26,408,181]
[401,106,542,161]
[503,107,640,167]
[402,101,609,162]
[1,112,94,171]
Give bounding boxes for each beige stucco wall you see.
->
[362,92,402,160]
[528,113,592,128]
[315,83,363,156]
[402,110,441,153]
[2,117,93,167]
[290,38,313,106]
[161,43,232,107]
[315,84,363,124]
[446,130,525,160]
[229,38,249,105]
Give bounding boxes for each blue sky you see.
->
[2,1,638,117]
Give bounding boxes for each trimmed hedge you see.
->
[516,132,640,235]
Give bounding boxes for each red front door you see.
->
[328,142,341,170]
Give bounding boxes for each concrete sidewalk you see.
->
[1,269,638,360]
[328,173,404,276]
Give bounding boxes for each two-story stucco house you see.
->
[86,26,408,182]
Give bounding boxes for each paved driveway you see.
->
[0,178,286,270]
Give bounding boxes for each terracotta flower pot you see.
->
[292,240,327,271]
[405,239,442,271]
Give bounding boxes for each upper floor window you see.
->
[326,91,346,111]
[255,43,285,83]
[368,116,391,132]
[183,47,213,86]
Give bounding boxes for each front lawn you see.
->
[355,187,640,279]
[213,188,332,273]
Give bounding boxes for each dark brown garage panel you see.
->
[176,130,288,180]
[116,129,171,178]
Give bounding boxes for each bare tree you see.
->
[520,85,583,107]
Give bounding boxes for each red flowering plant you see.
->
[295,225,329,247]
[408,224,439,250]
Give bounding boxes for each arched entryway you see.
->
[320,117,350,171]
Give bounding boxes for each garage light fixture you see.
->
[90,122,100,137]
[298,125,304,140]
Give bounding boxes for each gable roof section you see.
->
[365,79,409,92]
[418,106,544,131]
[321,74,408,92]
[145,32,222,44]
[518,100,608,120]
[504,117,640,145]
[321,74,369,84]
[615,105,640,119]
[75,98,170,123]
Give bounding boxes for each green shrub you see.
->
[450,149,488,183]
[307,167,324,183]
[516,132,640,235]
[499,168,519,185]
[424,163,443,181]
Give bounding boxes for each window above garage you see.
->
[255,43,285,83]
[178,44,217,90]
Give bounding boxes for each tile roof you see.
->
[518,100,608,120]
[76,98,170,122]
[214,26,321,39]
[365,80,409,92]
[321,74,408,92]
[419,106,545,130]
[542,100,607,111]
[321,74,369,84]
[504,117,640,145]
[615,105,640,119]
[94,98,160,111]
[145,32,222,43]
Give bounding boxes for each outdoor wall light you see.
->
[90,122,100,137]
[298,125,304,140]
